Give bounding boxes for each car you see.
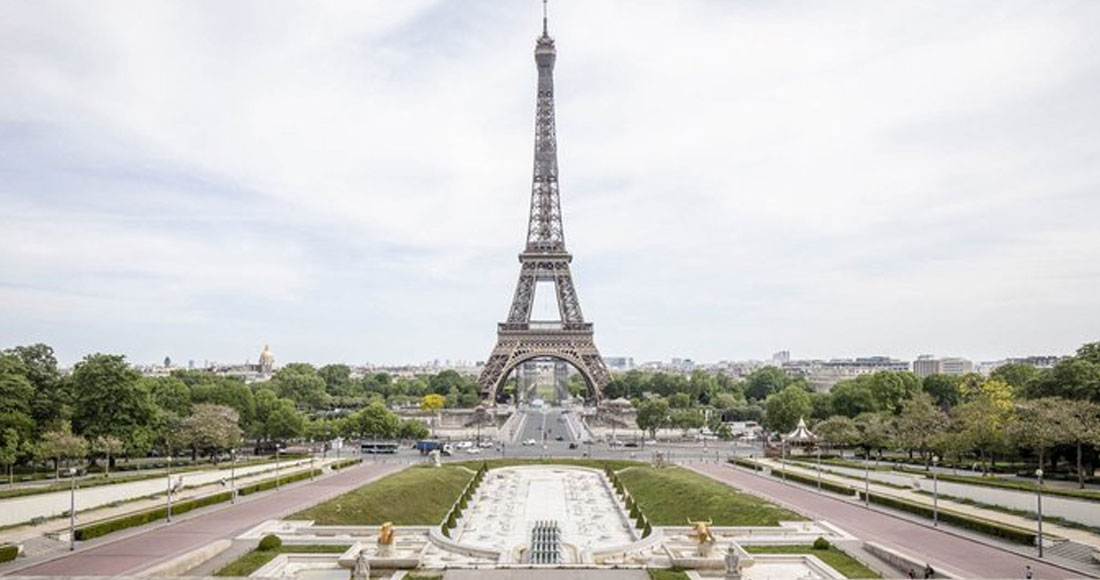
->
[568,442,578,450]
[522,438,537,446]
[465,447,482,454]
[624,442,639,448]
[608,440,623,447]
[478,441,494,448]
[644,439,658,446]
[455,441,473,449]
[555,435,564,441]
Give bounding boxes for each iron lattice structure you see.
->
[478,13,611,403]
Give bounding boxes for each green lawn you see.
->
[745,545,881,579]
[214,545,348,577]
[617,465,805,525]
[452,458,643,472]
[648,569,690,580]
[290,465,473,525]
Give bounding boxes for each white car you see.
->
[644,439,658,446]
[478,441,494,448]
[455,441,473,449]
[465,447,482,454]
[522,438,537,446]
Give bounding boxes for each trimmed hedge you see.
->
[782,469,858,497]
[0,544,18,563]
[74,468,322,541]
[330,458,361,471]
[440,463,487,538]
[730,458,764,472]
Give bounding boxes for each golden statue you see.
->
[378,522,395,545]
[687,518,715,544]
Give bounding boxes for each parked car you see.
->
[522,438,537,446]
[465,447,482,454]
[478,441,494,448]
[624,442,639,448]
[455,441,473,449]
[568,442,578,450]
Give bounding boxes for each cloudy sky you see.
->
[2,1,1099,367]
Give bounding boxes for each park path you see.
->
[689,463,1078,579]
[755,457,1100,547]
[7,461,401,577]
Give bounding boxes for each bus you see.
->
[360,441,399,454]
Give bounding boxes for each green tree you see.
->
[350,402,400,439]
[318,364,354,396]
[1057,398,1100,488]
[667,392,692,409]
[921,374,962,409]
[636,398,670,439]
[5,344,68,434]
[1024,358,1100,402]
[397,419,430,441]
[854,412,893,459]
[1010,397,1071,472]
[669,409,705,434]
[893,391,947,466]
[764,384,812,433]
[953,395,1011,474]
[70,354,155,449]
[814,416,861,452]
[90,435,125,476]
[191,379,256,428]
[0,353,35,438]
[145,376,192,416]
[270,364,329,409]
[990,363,1039,392]
[745,367,791,401]
[263,400,306,442]
[829,379,878,418]
[0,428,23,487]
[36,424,88,478]
[180,404,243,460]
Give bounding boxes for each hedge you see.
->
[782,469,859,497]
[0,544,18,563]
[440,463,488,538]
[330,458,361,471]
[729,458,764,472]
[74,468,322,541]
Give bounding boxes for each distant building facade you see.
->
[912,354,974,378]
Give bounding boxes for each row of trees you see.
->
[0,345,448,478]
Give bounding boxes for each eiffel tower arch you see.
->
[478,6,610,404]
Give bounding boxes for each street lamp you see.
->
[816,445,822,492]
[230,449,237,504]
[780,439,787,482]
[166,455,173,523]
[68,467,77,551]
[932,455,939,527]
[1036,468,1044,558]
[864,455,870,508]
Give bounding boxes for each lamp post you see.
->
[68,467,77,551]
[1036,468,1044,558]
[816,445,822,492]
[780,438,787,482]
[166,455,173,523]
[932,455,939,527]
[275,445,281,490]
[310,451,315,482]
[864,454,870,508]
[230,449,237,504]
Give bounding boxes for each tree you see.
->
[263,399,306,442]
[1058,399,1100,488]
[5,344,67,433]
[745,367,791,401]
[764,384,812,434]
[180,404,243,460]
[91,435,125,476]
[854,412,893,459]
[71,354,155,447]
[36,424,88,478]
[829,379,878,418]
[668,392,692,409]
[270,364,329,409]
[0,353,35,438]
[397,419,430,441]
[190,379,256,428]
[893,392,948,466]
[318,364,354,396]
[1010,398,1071,472]
[636,399,670,439]
[420,394,445,412]
[814,416,861,452]
[669,409,705,435]
[146,376,192,417]
[990,363,1038,392]
[922,374,961,410]
[1024,358,1100,402]
[350,402,400,439]
[953,395,1011,474]
[0,428,23,487]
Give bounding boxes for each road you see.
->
[10,461,400,577]
[514,407,579,445]
[690,463,1078,579]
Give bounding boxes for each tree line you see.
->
[0,345,472,479]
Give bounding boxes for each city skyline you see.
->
[3,1,1100,367]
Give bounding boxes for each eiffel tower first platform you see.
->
[478,4,611,403]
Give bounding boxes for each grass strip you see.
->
[618,465,806,525]
[214,544,348,576]
[648,569,690,580]
[745,545,881,579]
[291,465,472,525]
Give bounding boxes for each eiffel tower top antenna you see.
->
[542,0,549,37]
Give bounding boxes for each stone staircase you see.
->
[1046,540,1100,575]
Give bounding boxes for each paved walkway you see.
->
[0,457,328,547]
[7,461,401,576]
[690,463,1079,579]
[761,458,1100,548]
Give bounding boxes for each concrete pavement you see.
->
[690,463,1081,579]
[6,461,401,577]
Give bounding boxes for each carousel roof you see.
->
[784,417,818,443]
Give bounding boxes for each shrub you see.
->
[0,544,18,563]
[330,459,361,471]
[858,492,1036,545]
[258,534,282,551]
[812,537,830,550]
[642,522,652,538]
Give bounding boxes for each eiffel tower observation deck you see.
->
[478,1,611,403]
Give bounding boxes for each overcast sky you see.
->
[3,1,1099,367]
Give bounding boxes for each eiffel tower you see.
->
[478,3,611,403]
